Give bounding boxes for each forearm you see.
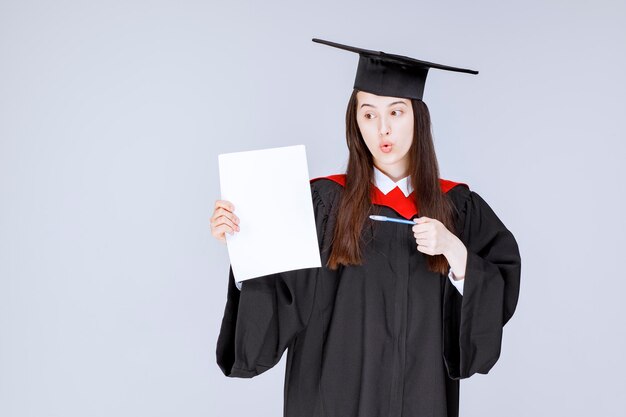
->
[444,234,468,280]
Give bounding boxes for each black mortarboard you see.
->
[312,37,478,100]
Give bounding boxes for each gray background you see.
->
[1,0,625,416]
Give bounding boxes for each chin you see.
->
[375,156,399,165]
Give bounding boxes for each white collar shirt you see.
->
[371,165,414,197]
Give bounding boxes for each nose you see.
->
[378,118,391,136]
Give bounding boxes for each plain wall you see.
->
[1,0,625,416]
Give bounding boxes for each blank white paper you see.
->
[218,144,321,283]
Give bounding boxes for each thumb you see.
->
[413,216,428,223]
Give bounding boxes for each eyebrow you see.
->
[359,101,407,109]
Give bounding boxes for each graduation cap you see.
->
[312,37,478,100]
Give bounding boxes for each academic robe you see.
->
[216,174,522,417]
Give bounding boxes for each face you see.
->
[355,91,414,177]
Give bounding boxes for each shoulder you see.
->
[310,174,346,189]
[441,178,472,212]
[444,180,511,235]
[310,174,345,198]
[441,179,497,222]
[308,174,345,215]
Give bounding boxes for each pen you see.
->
[369,215,418,225]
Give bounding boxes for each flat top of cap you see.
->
[312,37,478,75]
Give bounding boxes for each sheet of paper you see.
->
[218,144,321,282]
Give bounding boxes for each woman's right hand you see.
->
[210,200,240,244]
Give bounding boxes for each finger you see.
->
[210,206,228,224]
[212,206,234,219]
[413,225,432,238]
[212,201,236,223]
[213,214,239,232]
[416,244,433,255]
[412,222,433,232]
[413,227,429,235]
[213,223,236,239]
[415,240,432,250]
[215,200,236,212]
[218,210,240,229]
[211,207,240,226]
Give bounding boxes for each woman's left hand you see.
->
[412,216,468,279]
[411,216,457,256]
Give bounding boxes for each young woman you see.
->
[211,39,521,417]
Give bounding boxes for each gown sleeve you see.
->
[215,184,330,378]
[442,188,522,380]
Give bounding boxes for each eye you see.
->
[364,113,375,120]
[391,109,403,116]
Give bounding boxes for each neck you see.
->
[374,164,408,183]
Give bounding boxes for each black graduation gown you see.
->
[216,175,522,417]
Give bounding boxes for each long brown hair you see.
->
[326,88,457,275]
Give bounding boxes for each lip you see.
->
[380,142,393,153]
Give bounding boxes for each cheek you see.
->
[401,120,414,144]
[358,124,378,148]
